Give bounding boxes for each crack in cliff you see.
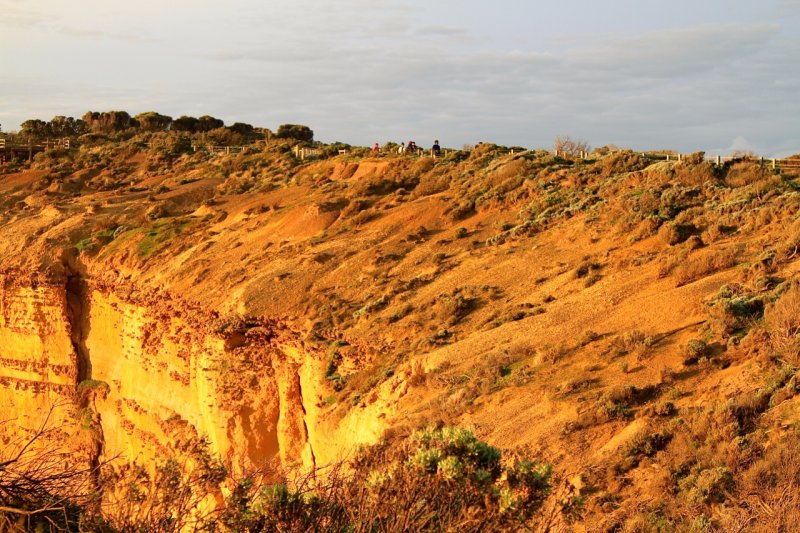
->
[65,271,92,384]
[296,369,317,471]
[64,265,105,495]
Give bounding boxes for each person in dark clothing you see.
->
[432,139,441,157]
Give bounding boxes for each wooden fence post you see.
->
[772,159,777,170]
[716,155,721,166]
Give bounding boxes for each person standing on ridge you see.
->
[372,142,380,154]
[432,139,441,158]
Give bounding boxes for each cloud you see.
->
[0,2,41,29]
[563,23,779,82]
[54,25,157,43]
[416,25,471,40]
[777,0,800,14]
[0,2,156,42]
[2,2,798,156]
[184,20,797,154]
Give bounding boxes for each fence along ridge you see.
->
[554,149,799,169]
[2,136,798,168]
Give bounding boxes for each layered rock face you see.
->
[0,275,78,434]
[0,271,321,476]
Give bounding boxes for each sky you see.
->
[1,0,799,156]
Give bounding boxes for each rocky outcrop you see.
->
[0,269,326,477]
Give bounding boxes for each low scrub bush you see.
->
[658,222,695,245]
[709,287,764,338]
[414,171,451,197]
[724,160,772,188]
[597,384,661,422]
[618,427,672,471]
[682,339,710,365]
[765,283,800,362]
[673,246,739,286]
[223,427,551,532]
[2,421,552,532]
[574,261,601,279]
[596,150,647,177]
[678,466,733,505]
[612,330,652,356]
[432,289,477,326]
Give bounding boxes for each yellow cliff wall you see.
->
[79,288,315,474]
[0,275,393,483]
[0,276,77,435]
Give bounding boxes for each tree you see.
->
[134,112,173,131]
[19,119,48,138]
[171,115,200,132]
[196,115,224,132]
[276,123,314,142]
[19,116,87,138]
[49,116,88,136]
[554,135,590,157]
[82,111,137,133]
[227,122,254,135]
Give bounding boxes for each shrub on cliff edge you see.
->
[222,426,552,532]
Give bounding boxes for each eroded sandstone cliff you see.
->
[3,265,328,481]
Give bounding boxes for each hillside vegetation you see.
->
[2,120,800,531]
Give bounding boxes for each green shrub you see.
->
[679,466,734,504]
[221,426,551,531]
[683,339,710,365]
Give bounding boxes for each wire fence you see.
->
[633,152,800,170]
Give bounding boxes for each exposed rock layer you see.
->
[0,270,330,475]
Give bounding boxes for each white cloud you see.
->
[1,2,799,155]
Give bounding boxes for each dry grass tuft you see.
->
[673,246,739,286]
[765,284,800,362]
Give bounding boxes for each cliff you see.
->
[3,139,800,529]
